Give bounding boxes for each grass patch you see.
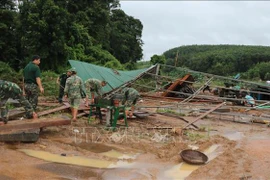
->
[156,108,186,116]
[184,130,206,141]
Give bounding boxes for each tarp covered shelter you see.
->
[69,60,157,94]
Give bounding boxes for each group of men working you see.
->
[1,55,259,125]
[57,67,140,121]
[0,55,139,124]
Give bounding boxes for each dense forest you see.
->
[0,0,143,72]
[161,45,270,81]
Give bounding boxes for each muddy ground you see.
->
[0,98,270,180]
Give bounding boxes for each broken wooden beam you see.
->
[0,121,40,132]
[0,117,71,142]
[183,102,226,129]
[162,74,193,97]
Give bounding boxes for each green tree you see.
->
[150,54,166,65]
[0,0,19,69]
[0,61,20,83]
[124,61,137,70]
[104,59,123,70]
[109,9,143,65]
[19,0,70,70]
[257,62,270,80]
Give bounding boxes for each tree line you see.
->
[161,45,270,81]
[0,0,143,72]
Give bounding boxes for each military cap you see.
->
[69,67,77,72]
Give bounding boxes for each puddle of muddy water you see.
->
[100,149,137,159]
[163,163,201,180]
[162,144,222,180]
[18,145,224,180]
[55,139,128,154]
[57,139,138,159]
[19,148,165,180]
[19,149,133,169]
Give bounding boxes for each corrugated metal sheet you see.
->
[68,60,151,93]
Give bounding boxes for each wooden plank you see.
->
[251,119,270,124]
[162,74,191,97]
[37,104,70,116]
[0,118,71,133]
[6,102,70,120]
[0,120,40,132]
[200,108,230,113]
[40,118,71,128]
[62,101,89,110]
[142,94,222,103]
[147,127,173,129]
[183,102,226,129]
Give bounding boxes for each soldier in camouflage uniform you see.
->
[56,69,72,103]
[0,80,38,124]
[84,78,107,105]
[121,87,140,118]
[64,68,86,121]
[23,55,44,111]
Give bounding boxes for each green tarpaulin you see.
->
[69,60,155,94]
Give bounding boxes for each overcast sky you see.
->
[120,1,270,61]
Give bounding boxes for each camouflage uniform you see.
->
[24,83,39,111]
[64,75,86,108]
[0,80,34,123]
[84,78,103,98]
[121,87,140,107]
[23,62,41,111]
[58,73,70,103]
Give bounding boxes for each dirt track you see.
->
[0,98,270,180]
